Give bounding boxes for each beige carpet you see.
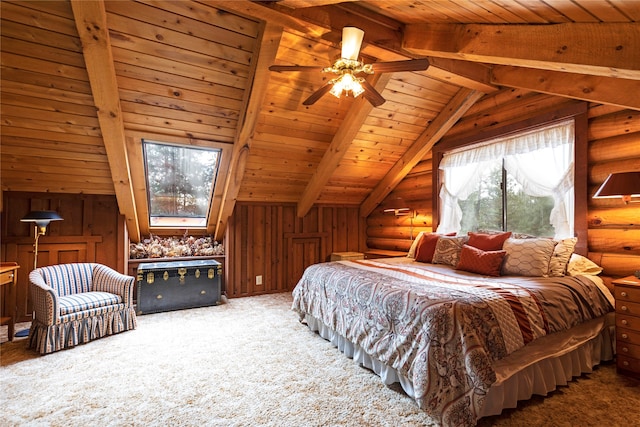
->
[1,293,638,427]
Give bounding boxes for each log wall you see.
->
[369,89,640,277]
[225,203,366,298]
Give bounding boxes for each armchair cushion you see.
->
[58,292,122,316]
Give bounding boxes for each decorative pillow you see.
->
[456,244,506,276]
[407,232,426,258]
[432,236,469,267]
[501,237,557,277]
[467,231,512,251]
[567,253,603,276]
[415,233,441,263]
[548,237,578,277]
[414,232,456,263]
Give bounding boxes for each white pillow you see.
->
[567,253,603,276]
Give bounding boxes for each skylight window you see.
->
[143,140,220,228]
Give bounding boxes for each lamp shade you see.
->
[20,210,63,227]
[341,27,364,61]
[593,172,640,203]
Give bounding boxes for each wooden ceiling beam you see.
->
[70,0,140,241]
[403,23,640,80]
[213,22,284,241]
[360,88,485,218]
[491,66,640,110]
[297,73,392,218]
[426,58,498,93]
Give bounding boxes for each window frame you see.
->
[432,103,589,255]
[142,139,222,231]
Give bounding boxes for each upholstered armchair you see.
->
[28,263,137,354]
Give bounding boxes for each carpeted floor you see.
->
[1,293,638,427]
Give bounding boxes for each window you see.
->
[436,119,575,239]
[143,140,221,228]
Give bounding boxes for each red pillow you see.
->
[467,231,512,251]
[456,244,506,276]
[415,232,456,263]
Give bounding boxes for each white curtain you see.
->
[436,119,575,238]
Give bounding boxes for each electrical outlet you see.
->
[256,275,263,285]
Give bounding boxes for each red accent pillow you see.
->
[415,232,456,263]
[467,231,512,251]
[456,244,506,276]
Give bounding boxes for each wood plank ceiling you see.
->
[1,0,639,242]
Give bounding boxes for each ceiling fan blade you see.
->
[302,83,334,105]
[371,59,430,73]
[342,27,364,60]
[360,80,386,107]
[269,65,324,72]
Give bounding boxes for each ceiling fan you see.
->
[269,27,429,107]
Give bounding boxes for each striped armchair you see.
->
[28,263,137,354]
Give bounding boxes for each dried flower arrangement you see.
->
[129,234,224,259]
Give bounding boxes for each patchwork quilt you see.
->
[292,259,613,426]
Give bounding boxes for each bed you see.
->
[291,233,615,426]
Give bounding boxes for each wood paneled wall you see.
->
[225,203,366,298]
[1,192,126,321]
[369,89,640,277]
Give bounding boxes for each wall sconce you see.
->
[20,210,63,270]
[593,171,640,204]
[382,197,415,240]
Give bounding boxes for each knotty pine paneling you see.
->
[1,192,126,321]
[370,92,640,277]
[226,203,366,298]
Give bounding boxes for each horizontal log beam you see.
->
[404,23,640,80]
[491,66,640,110]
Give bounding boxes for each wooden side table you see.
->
[613,275,640,378]
[1,262,20,342]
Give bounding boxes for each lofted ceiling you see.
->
[1,0,639,242]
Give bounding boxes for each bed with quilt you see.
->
[291,232,615,426]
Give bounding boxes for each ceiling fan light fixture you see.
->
[330,73,364,99]
[341,27,364,61]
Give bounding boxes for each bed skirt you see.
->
[303,312,615,421]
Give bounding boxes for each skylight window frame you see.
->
[142,139,221,230]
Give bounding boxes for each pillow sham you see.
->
[415,233,441,263]
[501,237,557,277]
[414,232,456,263]
[432,236,468,267]
[467,231,512,251]
[548,237,578,277]
[567,253,603,276]
[456,244,506,276]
